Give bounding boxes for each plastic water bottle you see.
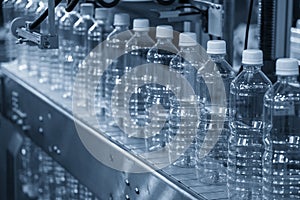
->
[72,3,95,107]
[263,58,300,200]
[59,7,80,98]
[2,0,17,61]
[145,25,178,151]
[168,32,202,167]
[228,49,272,200]
[14,0,28,70]
[48,2,66,90]
[196,40,235,183]
[86,8,107,116]
[36,1,51,80]
[122,18,155,136]
[104,13,132,126]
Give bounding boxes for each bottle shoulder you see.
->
[231,69,272,89]
[265,81,300,103]
[106,29,133,42]
[147,42,178,56]
[125,35,155,50]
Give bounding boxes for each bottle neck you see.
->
[157,37,173,44]
[180,45,197,52]
[277,75,299,83]
[242,64,263,72]
[95,19,106,26]
[134,31,150,37]
[208,53,226,62]
[114,25,129,31]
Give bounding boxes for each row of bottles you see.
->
[3,1,300,199]
[228,53,300,199]
[19,137,99,199]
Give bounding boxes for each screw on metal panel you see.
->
[38,127,43,134]
[125,194,130,200]
[125,179,130,186]
[38,116,43,122]
[52,145,61,155]
[22,125,31,131]
[134,188,139,194]
[12,114,18,121]
[17,119,23,125]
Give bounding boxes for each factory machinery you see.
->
[0,0,299,199]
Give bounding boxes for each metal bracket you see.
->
[10,0,58,49]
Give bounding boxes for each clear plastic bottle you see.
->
[168,32,202,167]
[145,25,178,151]
[86,8,107,117]
[24,0,39,74]
[104,13,132,126]
[2,0,17,61]
[122,18,155,137]
[36,0,51,80]
[48,2,66,90]
[14,0,28,70]
[196,40,235,183]
[72,3,95,107]
[263,58,300,200]
[59,7,80,98]
[228,49,272,200]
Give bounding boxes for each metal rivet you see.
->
[38,127,43,134]
[135,188,139,194]
[125,179,130,186]
[38,116,43,121]
[125,194,130,200]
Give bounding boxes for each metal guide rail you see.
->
[0,61,228,200]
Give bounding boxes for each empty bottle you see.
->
[228,49,272,200]
[196,40,235,183]
[104,13,132,126]
[14,0,28,70]
[169,32,202,167]
[87,8,107,117]
[72,3,95,107]
[48,2,66,90]
[2,0,17,61]
[36,0,51,80]
[59,7,80,98]
[263,58,300,200]
[122,18,155,137]
[145,25,178,151]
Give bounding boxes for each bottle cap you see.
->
[207,40,226,54]
[114,13,130,26]
[156,25,173,38]
[179,32,197,47]
[95,8,108,20]
[133,18,149,31]
[276,58,299,76]
[242,49,263,65]
[297,19,300,29]
[80,3,94,16]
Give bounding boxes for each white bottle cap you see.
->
[297,19,300,29]
[80,3,94,16]
[242,49,263,65]
[113,13,130,26]
[156,25,173,38]
[207,40,226,54]
[276,58,299,76]
[179,32,197,47]
[133,18,149,31]
[95,8,108,20]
